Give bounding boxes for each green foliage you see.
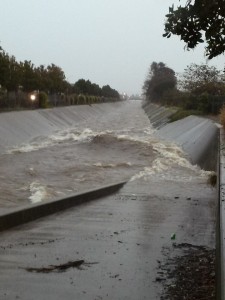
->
[73,94,78,105]
[164,0,225,59]
[161,89,183,106]
[90,96,95,103]
[143,62,177,102]
[73,79,119,99]
[178,63,225,114]
[179,63,224,95]
[78,94,86,104]
[169,109,203,122]
[102,85,120,98]
[143,62,225,115]
[0,46,68,94]
[87,95,92,104]
[196,93,210,114]
[142,58,225,118]
[220,106,225,130]
[45,64,67,94]
[0,50,23,91]
[38,92,49,108]
[0,44,121,110]
[74,79,89,94]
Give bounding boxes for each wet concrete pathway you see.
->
[0,178,216,300]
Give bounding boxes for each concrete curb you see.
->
[0,181,126,232]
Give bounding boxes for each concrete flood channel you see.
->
[0,101,220,299]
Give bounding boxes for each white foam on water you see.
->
[6,121,213,185]
[144,127,156,135]
[6,128,99,154]
[117,134,151,145]
[29,181,48,204]
[130,139,214,182]
[93,162,131,168]
[93,162,115,168]
[6,125,155,154]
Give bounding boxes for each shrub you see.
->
[169,109,203,122]
[196,93,211,114]
[90,96,96,103]
[73,94,78,105]
[161,89,182,106]
[61,93,66,102]
[38,92,49,108]
[220,106,225,130]
[87,96,92,104]
[78,94,86,104]
[182,94,198,110]
[68,94,74,105]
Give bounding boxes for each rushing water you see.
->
[0,101,211,211]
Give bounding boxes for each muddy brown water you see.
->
[0,101,212,212]
[0,100,217,299]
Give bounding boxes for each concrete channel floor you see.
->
[0,178,216,300]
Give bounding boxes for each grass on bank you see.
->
[220,106,225,130]
[169,109,204,122]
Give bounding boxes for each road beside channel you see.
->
[0,176,216,300]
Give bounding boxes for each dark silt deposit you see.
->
[157,243,215,299]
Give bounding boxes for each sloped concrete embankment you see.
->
[142,101,176,129]
[0,103,119,153]
[143,102,219,170]
[156,115,219,171]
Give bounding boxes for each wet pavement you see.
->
[0,176,216,300]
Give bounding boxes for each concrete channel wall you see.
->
[0,103,119,153]
[142,101,176,129]
[143,102,219,170]
[156,115,219,170]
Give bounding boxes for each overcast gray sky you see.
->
[1,0,224,95]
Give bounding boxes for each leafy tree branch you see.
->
[164,0,225,59]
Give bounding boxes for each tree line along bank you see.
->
[0,46,121,110]
[143,61,225,121]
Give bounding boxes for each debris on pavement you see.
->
[156,243,215,299]
[25,260,98,273]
